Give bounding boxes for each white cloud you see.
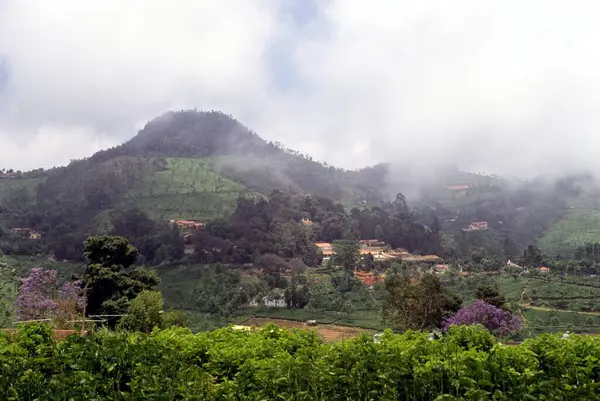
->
[2,0,600,177]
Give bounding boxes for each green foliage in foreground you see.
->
[3,324,600,400]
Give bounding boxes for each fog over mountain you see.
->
[1,1,600,178]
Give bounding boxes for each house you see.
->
[386,250,442,263]
[444,184,471,191]
[359,239,385,248]
[506,260,524,269]
[248,288,286,308]
[169,219,205,230]
[434,264,449,273]
[465,221,488,231]
[184,245,195,255]
[301,218,313,226]
[538,266,550,273]
[314,242,334,256]
[11,228,41,240]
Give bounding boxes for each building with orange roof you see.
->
[314,242,334,256]
[353,270,385,286]
[169,219,205,230]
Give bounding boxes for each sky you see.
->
[2,0,600,177]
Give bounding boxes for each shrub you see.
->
[1,324,599,399]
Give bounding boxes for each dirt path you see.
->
[522,304,600,316]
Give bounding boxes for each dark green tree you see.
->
[519,245,546,267]
[82,235,160,319]
[475,284,506,309]
[382,272,461,331]
[374,224,384,241]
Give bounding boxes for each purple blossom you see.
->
[16,268,85,321]
[443,300,521,337]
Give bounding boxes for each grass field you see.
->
[538,209,600,256]
[119,157,246,222]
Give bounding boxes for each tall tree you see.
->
[374,224,384,241]
[82,235,159,319]
[332,240,360,271]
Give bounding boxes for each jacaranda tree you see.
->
[16,268,85,323]
[443,299,521,337]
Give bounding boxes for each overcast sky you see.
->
[2,1,600,177]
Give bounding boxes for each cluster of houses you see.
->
[10,228,41,240]
[506,260,550,274]
[464,221,489,231]
[315,239,446,270]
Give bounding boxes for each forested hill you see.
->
[85,110,389,202]
[0,110,393,259]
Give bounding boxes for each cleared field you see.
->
[238,307,383,330]
[240,317,374,342]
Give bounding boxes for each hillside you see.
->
[3,110,600,260]
[538,209,600,257]
[0,110,391,259]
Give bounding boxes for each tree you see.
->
[520,245,546,267]
[332,240,360,271]
[374,224,384,241]
[83,235,138,268]
[443,300,521,337]
[82,235,159,319]
[475,284,506,309]
[15,268,84,325]
[118,290,164,333]
[382,272,462,331]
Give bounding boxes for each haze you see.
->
[1,0,600,177]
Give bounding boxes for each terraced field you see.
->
[538,209,600,256]
[119,157,246,222]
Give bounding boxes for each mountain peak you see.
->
[124,109,274,158]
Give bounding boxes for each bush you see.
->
[2,323,600,399]
[119,290,186,333]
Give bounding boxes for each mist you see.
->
[2,0,600,180]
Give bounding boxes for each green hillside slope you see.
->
[119,157,246,222]
[538,209,600,256]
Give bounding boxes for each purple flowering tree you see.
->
[16,268,85,323]
[443,300,521,337]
